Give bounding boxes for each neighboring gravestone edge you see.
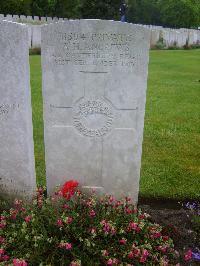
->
[0,20,36,201]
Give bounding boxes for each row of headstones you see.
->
[28,25,200,49]
[0,14,65,23]
[0,19,150,203]
[149,28,200,47]
[1,14,200,48]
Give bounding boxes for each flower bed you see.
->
[0,181,196,265]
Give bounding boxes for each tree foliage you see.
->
[0,0,199,28]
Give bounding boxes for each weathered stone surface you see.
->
[42,20,150,202]
[32,25,41,48]
[0,21,36,199]
[5,15,13,21]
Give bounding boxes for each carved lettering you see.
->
[49,31,136,68]
[0,103,20,116]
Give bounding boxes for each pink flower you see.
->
[0,216,6,221]
[103,224,111,233]
[111,228,116,235]
[184,249,192,261]
[89,210,96,218]
[142,249,149,257]
[151,232,161,239]
[112,258,119,264]
[37,187,44,195]
[10,209,18,220]
[63,204,70,210]
[119,239,127,245]
[24,216,32,223]
[0,222,6,229]
[128,251,134,259]
[65,243,72,250]
[100,220,106,225]
[140,256,147,263]
[125,208,132,214]
[90,228,96,234]
[56,219,63,227]
[157,245,167,253]
[132,248,140,257]
[13,258,28,266]
[59,242,72,250]
[128,222,140,232]
[14,199,23,208]
[0,237,5,244]
[107,258,113,265]
[0,249,5,254]
[125,196,131,202]
[2,254,9,261]
[108,195,115,203]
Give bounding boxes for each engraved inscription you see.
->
[73,99,114,137]
[0,103,20,116]
[0,177,31,196]
[49,31,136,68]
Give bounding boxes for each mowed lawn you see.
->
[30,50,200,200]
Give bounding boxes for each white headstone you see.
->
[47,17,53,23]
[27,16,33,21]
[0,21,36,200]
[27,25,32,48]
[34,16,39,21]
[150,29,160,47]
[52,17,59,22]
[0,14,4,20]
[20,15,26,21]
[42,20,150,202]
[12,15,20,22]
[41,17,47,22]
[31,25,41,48]
[5,15,13,21]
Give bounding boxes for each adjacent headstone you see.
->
[27,16,33,22]
[52,17,59,22]
[41,17,47,22]
[47,17,53,23]
[27,25,32,48]
[150,30,160,47]
[0,21,36,199]
[12,15,20,22]
[42,20,150,202]
[34,16,39,21]
[32,25,41,48]
[5,14,13,21]
[20,15,26,21]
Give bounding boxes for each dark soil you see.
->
[138,198,200,265]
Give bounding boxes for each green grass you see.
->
[30,56,46,186]
[30,50,200,200]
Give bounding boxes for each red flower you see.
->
[61,180,79,200]
[24,216,32,223]
[119,239,127,245]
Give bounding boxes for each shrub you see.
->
[0,181,183,265]
[29,48,41,55]
[153,37,167,50]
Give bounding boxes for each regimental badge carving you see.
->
[73,99,114,137]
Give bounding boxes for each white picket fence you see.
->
[0,14,200,49]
